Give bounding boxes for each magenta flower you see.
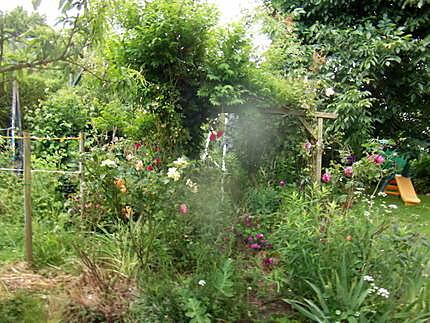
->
[255,233,264,239]
[343,166,353,177]
[304,142,312,150]
[322,172,331,183]
[179,203,188,214]
[263,257,274,265]
[134,143,142,150]
[246,236,254,243]
[249,243,261,250]
[374,155,385,165]
[279,180,286,187]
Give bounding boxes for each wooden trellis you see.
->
[220,105,337,184]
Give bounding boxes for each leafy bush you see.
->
[411,154,430,193]
[0,293,47,323]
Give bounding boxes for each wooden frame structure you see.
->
[264,107,337,184]
[220,105,337,184]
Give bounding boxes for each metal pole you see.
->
[23,131,33,264]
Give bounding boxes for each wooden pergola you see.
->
[220,105,338,184]
[264,107,337,183]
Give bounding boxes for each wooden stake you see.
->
[315,118,324,184]
[23,131,33,265]
[79,132,85,217]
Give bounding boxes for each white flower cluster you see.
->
[198,279,206,286]
[101,159,116,167]
[186,179,198,193]
[167,157,190,181]
[363,275,374,282]
[364,275,390,299]
[375,287,390,298]
[167,167,181,181]
[173,156,189,169]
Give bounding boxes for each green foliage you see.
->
[410,154,430,193]
[0,293,47,323]
[266,0,430,151]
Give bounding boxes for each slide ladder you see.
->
[384,175,421,205]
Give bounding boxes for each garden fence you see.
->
[0,131,85,265]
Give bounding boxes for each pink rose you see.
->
[179,203,188,214]
[322,173,331,183]
[343,166,353,177]
[374,155,385,165]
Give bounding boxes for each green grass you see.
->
[376,194,430,238]
[0,221,24,263]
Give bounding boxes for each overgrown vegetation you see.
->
[0,0,429,322]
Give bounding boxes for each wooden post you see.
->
[315,118,324,184]
[79,132,85,217]
[23,131,33,265]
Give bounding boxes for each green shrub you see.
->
[258,189,430,321]
[0,293,47,323]
[411,154,430,193]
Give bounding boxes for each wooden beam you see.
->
[315,118,324,184]
[23,131,33,265]
[298,117,317,140]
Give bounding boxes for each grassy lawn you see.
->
[376,194,430,238]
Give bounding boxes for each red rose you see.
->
[134,143,142,150]
[209,132,217,142]
[146,165,154,171]
[216,130,224,139]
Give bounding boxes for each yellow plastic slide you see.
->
[394,175,421,205]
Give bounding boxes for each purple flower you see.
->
[322,173,331,183]
[343,166,353,177]
[255,233,264,239]
[263,257,274,265]
[249,243,261,250]
[246,236,254,243]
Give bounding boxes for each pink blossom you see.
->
[179,203,188,214]
[343,166,353,177]
[255,233,264,239]
[368,154,385,165]
[374,155,385,165]
[246,236,254,243]
[279,180,286,187]
[304,142,312,150]
[249,243,261,250]
[322,173,331,183]
[209,132,217,142]
[146,165,154,171]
